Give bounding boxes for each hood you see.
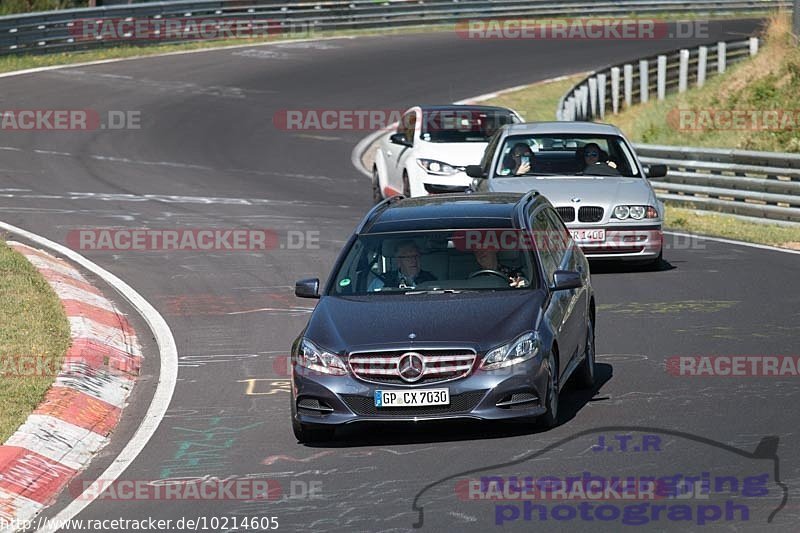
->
[304,289,545,354]
[416,141,489,167]
[488,176,654,207]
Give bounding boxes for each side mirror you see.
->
[465,165,486,179]
[295,278,320,299]
[551,270,582,291]
[646,164,667,178]
[424,183,471,194]
[389,132,412,147]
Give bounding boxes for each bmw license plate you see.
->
[571,228,606,243]
[374,389,449,407]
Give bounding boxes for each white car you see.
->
[372,105,522,202]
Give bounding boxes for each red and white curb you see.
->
[0,242,142,531]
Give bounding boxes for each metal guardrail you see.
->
[557,38,758,121]
[0,0,790,56]
[557,37,800,223]
[636,145,800,222]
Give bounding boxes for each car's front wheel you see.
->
[402,171,411,197]
[537,351,560,429]
[573,316,595,389]
[292,420,335,443]
[372,166,383,204]
[291,397,335,443]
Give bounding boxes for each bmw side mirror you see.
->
[646,164,667,178]
[295,278,320,299]
[465,165,486,179]
[551,270,582,291]
[389,133,412,147]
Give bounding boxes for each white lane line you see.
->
[0,220,178,533]
[664,231,800,256]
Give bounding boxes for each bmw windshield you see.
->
[328,230,544,295]
[494,134,640,177]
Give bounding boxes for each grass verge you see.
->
[665,207,800,249]
[0,239,71,443]
[479,73,587,121]
[604,12,800,152]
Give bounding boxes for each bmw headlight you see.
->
[612,205,659,220]
[481,332,539,370]
[416,158,460,176]
[295,338,347,375]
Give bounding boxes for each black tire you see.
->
[291,396,335,443]
[372,166,383,204]
[402,172,411,197]
[537,351,560,429]
[574,316,595,389]
[293,422,335,443]
[636,249,663,271]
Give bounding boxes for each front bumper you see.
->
[570,224,663,260]
[291,357,549,428]
[407,166,472,197]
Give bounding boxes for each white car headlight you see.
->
[481,332,539,370]
[613,205,630,219]
[612,205,659,220]
[416,158,460,176]
[295,338,347,375]
[629,206,646,220]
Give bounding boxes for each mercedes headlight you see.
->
[295,338,347,375]
[481,332,540,370]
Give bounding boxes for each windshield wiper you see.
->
[404,289,472,295]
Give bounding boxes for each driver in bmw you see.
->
[472,249,527,288]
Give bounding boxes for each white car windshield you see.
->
[495,134,640,177]
[421,110,517,143]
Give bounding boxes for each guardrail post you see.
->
[749,37,759,56]
[566,97,576,121]
[623,64,633,108]
[639,59,649,103]
[717,42,726,73]
[579,85,589,120]
[678,49,689,93]
[611,67,620,114]
[597,73,607,119]
[657,55,667,100]
[697,46,707,87]
[588,77,598,119]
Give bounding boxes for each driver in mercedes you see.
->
[471,249,527,288]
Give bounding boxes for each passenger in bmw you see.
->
[472,249,528,288]
[368,241,437,291]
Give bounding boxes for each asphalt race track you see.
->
[2,18,800,532]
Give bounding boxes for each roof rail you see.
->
[355,195,405,234]
[515,190,540,226]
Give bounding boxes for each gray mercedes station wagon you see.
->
[291,192,596,442]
